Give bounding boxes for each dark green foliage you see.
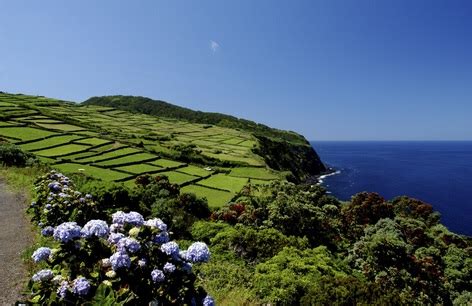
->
[0,143,38,166]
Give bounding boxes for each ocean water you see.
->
[311,141,472,236]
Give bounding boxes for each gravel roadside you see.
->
[0,180,33,305]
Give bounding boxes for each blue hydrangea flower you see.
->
[41,226,54,236]
[203,295,215,306]
[32,269,54,282]
[31,247,51,262]
[151,269,165,283]
[153,231,170,244]
[185,242,210,263]
[117,237,141,253]
[53,222,82,243]
[109,252,131,270]
[161,241,179,257]
[108,232,125,244]
[112,211,127,225]
[163,262,176,273]
[72,277,90,296]
[125,211,144,226]
[182,262,193,273]
[81,220,109,238]
[57,280,69,299]
[78,197,86,203]
[144,218,167,231]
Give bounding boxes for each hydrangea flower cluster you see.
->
[81,220,109,238]
[32,269,54,282]
[185,242,211,263]
[109,252,131,270]
[151,269,165,283]
[53,222,82,243]
[72,277,91,296]
[31,247,51,263]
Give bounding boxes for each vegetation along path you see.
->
[0,179,33,304]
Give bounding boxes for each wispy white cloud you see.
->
[209,40,220,53]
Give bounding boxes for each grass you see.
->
[95,153,158,167]
[150,158,185,168]
[0,127,56,141]
[198,174,249,193]
[74,137,111,146]
[229,167,279,180]
[79,147,141,163]
[114,163,162,174]
[180,185,234,208]
[157,171,198,185]
[53,163,131,181]
[34,144,90,157]
[0,165,47,198]
[177,165,213,177]
[19,135,83,151]
[35,123,85,131]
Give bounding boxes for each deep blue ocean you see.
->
[311,141,472,236]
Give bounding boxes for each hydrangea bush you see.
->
[28,171,214,305]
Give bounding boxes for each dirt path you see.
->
[0,180,33,305]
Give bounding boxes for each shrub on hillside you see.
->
[0,143,37,167]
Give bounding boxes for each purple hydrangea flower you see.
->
[161,241,179,257]
[109,223,123,233]
[125,211,144,226]
[108,232,125,244]
[185,242,210,263]
[151,269,165,283]
[31,247,51,262]
[110,252,131,270]
[112,211,127,225]
[41,226,54,236]
[81,220,109,238]
[163,262,176,273]
[144,218,167,231]
[117,237,141,253]
[57,280,69,299]
[78,197,86,203]
[203,295,215,306]
[153,231,170,244]
[53,222,82,243]
[72,277,90,296]
[32,269,54,282]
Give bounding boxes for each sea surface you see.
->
[310,141,472,236]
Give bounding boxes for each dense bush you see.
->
[0,143,37,167]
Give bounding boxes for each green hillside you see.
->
[0,92,325,207]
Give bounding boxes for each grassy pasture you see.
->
[114,163,162,174]
[0,101,16,107]
[157,171,197,185]
[0,127,56,141]
[20,135,83,151]
[176,165,212,177]
[34,144,90,157]
[74,137,111,146]
[180,185,234,208]
[198,174,249,193]
[229,167,279,180]
[95,153,158,167]
[54,163,131,181]
[79,147,141,163]
[35,123,85,131]
[150,158,185,168]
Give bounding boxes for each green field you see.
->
[54,163,131,181]
[20,135,84,151]
[180,185,234,208]
[150,158,186,168]
[198,174,249,193]
[79,147,141,163]
[157,171,198,185]
[177,165,213,177]
[74,137,111,146]
[229,167,279,180]
[34,144,90,157]
[115,163,162,174]
[0,127,56,142]
[95,153,158,167]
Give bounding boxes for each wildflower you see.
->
[125,211,144,226]
[72,277,90,296]
[81,220,109,238]
[117,237,141,253]
[53,222,82,243]
[163,262,176,273]
[32,269,54,282]
[57,280,69,299]
[161,241,179,257]
[144,218,167,231]
[108,233,125,244]
[151,269,165,283]
[41,226,54,236]
[109,252,131,270]
[203,295,215,306]
[31,247,51,263]
[185,242,210,263]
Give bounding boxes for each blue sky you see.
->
[1,0,471,140]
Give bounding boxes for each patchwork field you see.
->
[0,93,281,207]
